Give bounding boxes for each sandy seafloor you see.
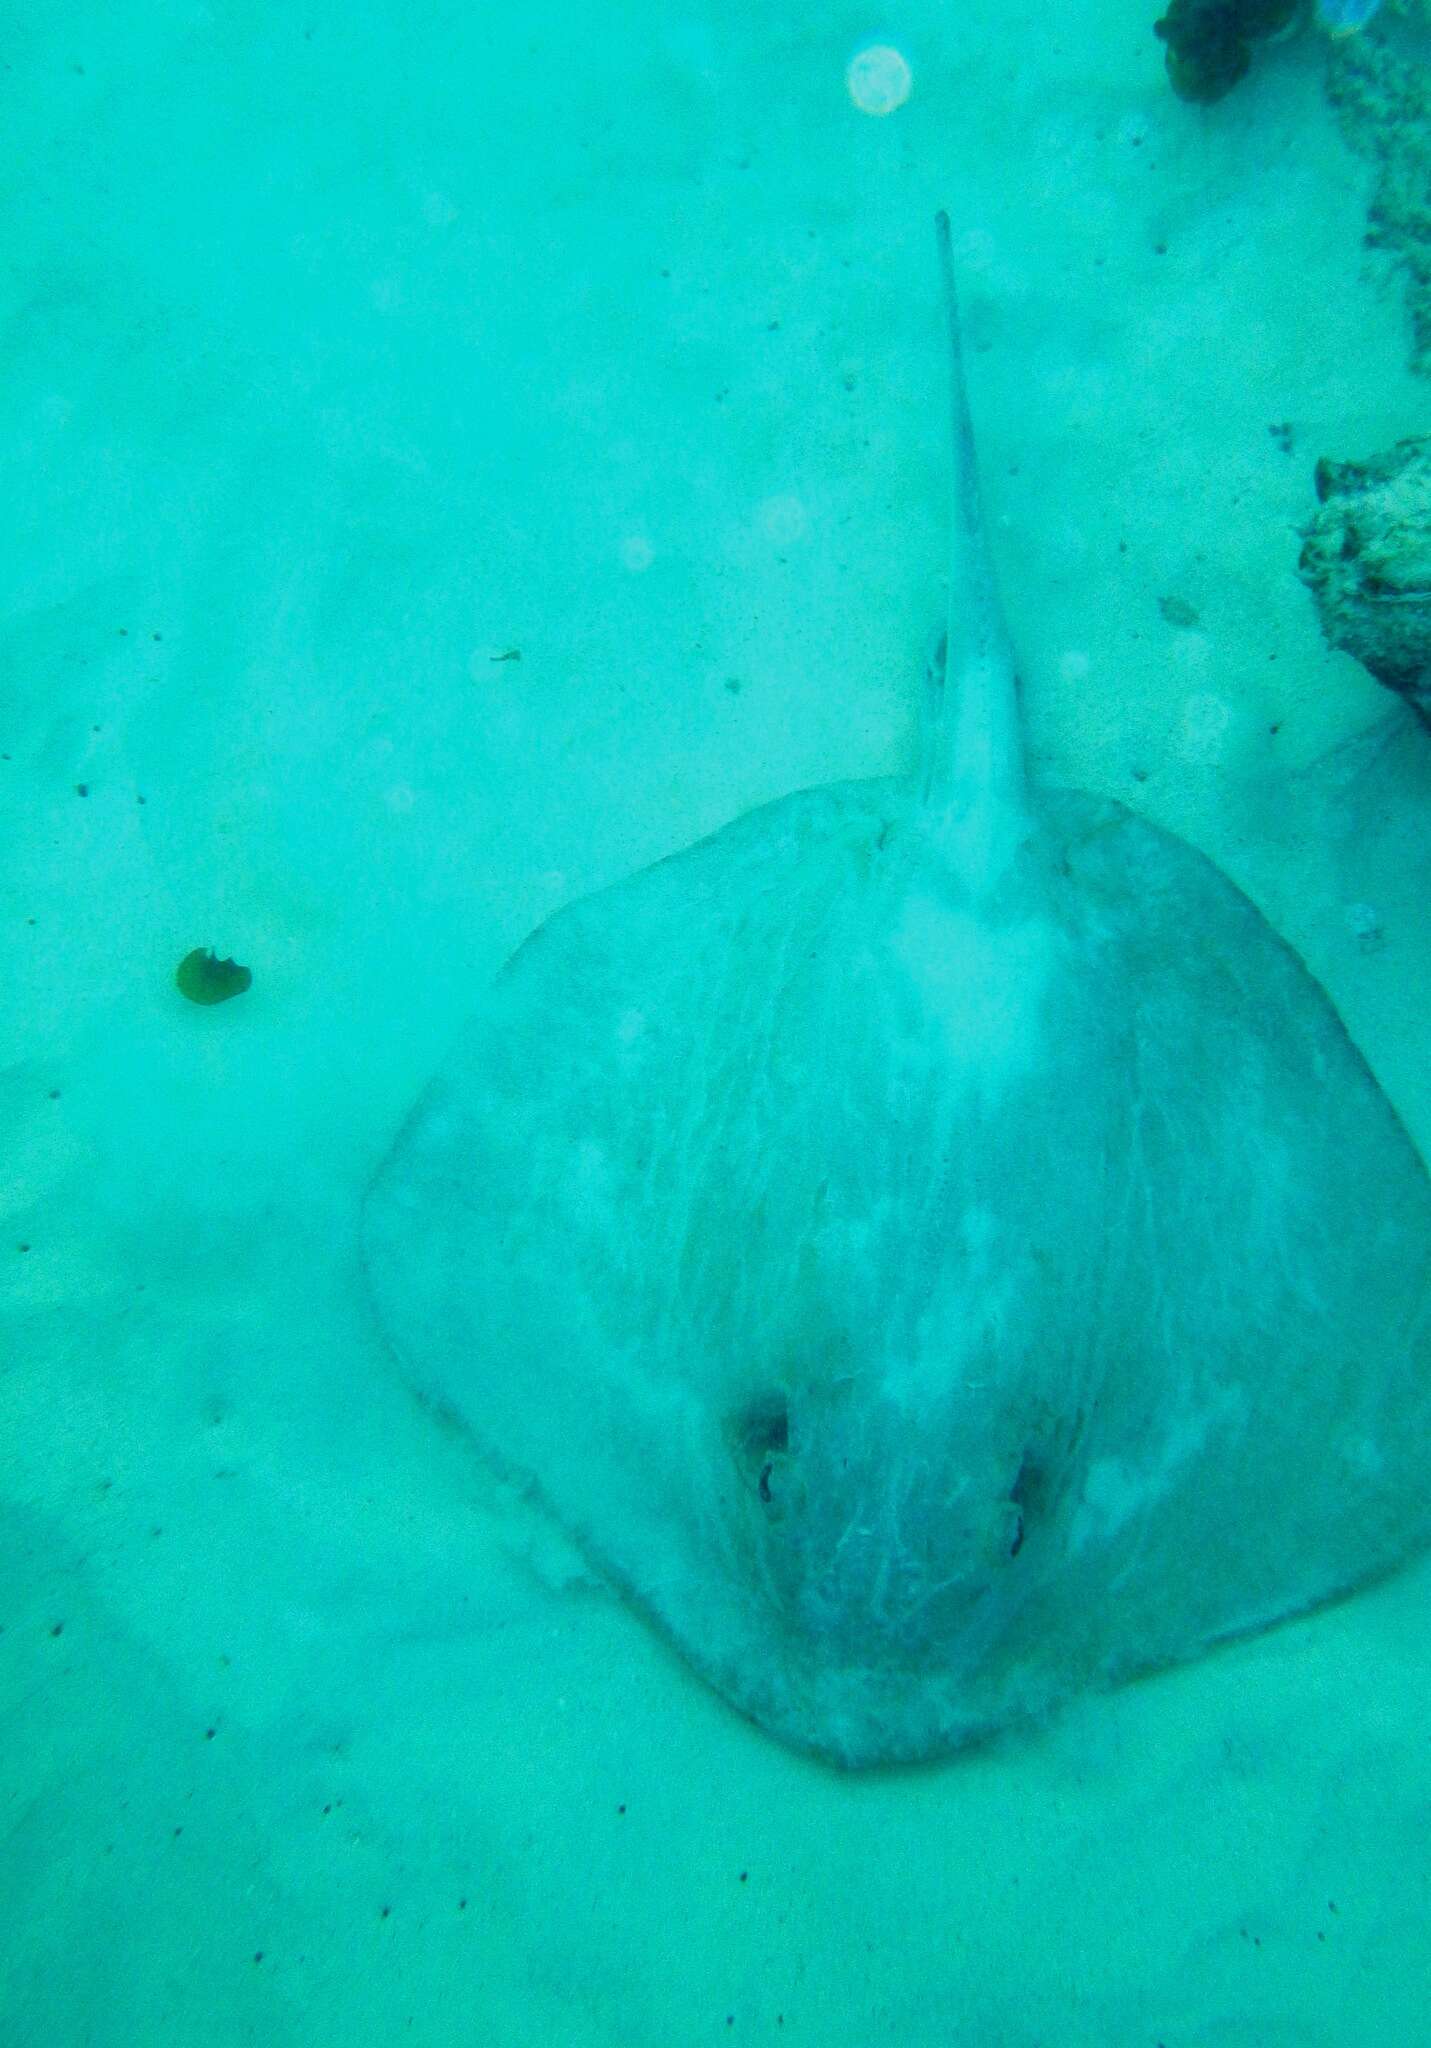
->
[2,0,1430,2042]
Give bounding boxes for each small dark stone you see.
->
[175,948,253,1005]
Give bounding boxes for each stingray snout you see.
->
[733,1377,1032,1666]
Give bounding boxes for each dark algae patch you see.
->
[1153,0,1300,103]
[175,948,253,1005]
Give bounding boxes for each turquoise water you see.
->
[3,3,1428,2043]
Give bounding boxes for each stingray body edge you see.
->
[364,772,1431,1766]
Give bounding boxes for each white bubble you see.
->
[1058,649,1091,684]
[621,534,655,572]
[759,493,808,545]
[846,44,912,117]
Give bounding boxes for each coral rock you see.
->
[1299,435,1431,724]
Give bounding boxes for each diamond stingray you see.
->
[363,216,1431,1767]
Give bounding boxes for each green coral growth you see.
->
[1325,9,1431,373]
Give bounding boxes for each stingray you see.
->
[363,216,1431,1767]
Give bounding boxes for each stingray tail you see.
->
[920,212,1029,894]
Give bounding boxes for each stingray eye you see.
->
[1005,1446,1044,1557]
[728,1391,793,1508]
